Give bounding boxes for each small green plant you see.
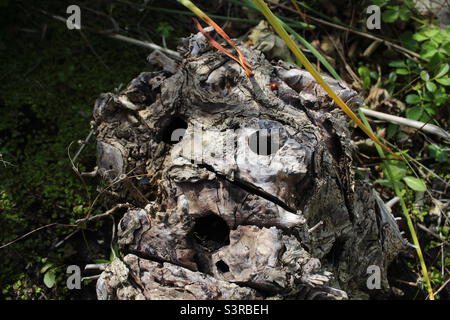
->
[41,262,57,289]
[428,144,449,163]
[387,26,450,122]
[373,0,414,23]
[373,160,427,192]
[156,21,174,38]
[0,7,145,298]
[366,1,450,128]
[250,0,398,156]
[93,244,120,264]
[359,110,435,299]
[357,64,380,90]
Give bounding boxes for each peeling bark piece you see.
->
[117,203,197,271]
[212,226,307,293]
[97,141,124,181]
[276,67,363,110]
[97,258,145,300]
[123,254,259,300]
[147,51,179,74]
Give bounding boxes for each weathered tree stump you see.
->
[91,31,405,300]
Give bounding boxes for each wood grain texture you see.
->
[92,31,405,300]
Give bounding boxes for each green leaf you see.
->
[435,63,449,79]
[442,42,450,56]
[396,68,409,75]
[386,123,398,139]
[156,22,174,38]
[43,270,56,288]
[73,204,84,214]
[428,53,442,68]
[109,244,119,261]
[406,59,418,68]
[405,106,423,120]
[405,94,421,104]
[422,103,436,115]
[388,71,397,83]
[419,111,431,123]
[436,77,450,86]
[398,7,411,20]
[403,176,427,192]
[428,144,449,163]
[389,164,407,180]
[422,48,438,59]
[413,32,428,42]
[383,8,399,22]
[369,71,378,80]
[420,71,430,81]
[425,81,437,92]
[94,259,110,264]
[358,66,371,88]
[375,179,405,190]
[372,0,389,7]
[424,28,440,38]
[389,60,407,68]
[40,263,54,273]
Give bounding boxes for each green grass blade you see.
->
[224,0,314,29]
[223,0,340,79]
[358,108,435,300]
[281,22,340,80]
[251,0,397,157]
[147,6,261,23]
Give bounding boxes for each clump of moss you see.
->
[0,3,152,298]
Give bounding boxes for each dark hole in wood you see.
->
[162,116,187,144]
[215,260,230,273]
[322,119,343,162]
[191,214,230,251]
[324,237,346,267]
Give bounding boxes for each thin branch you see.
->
[0,223,73,249]
[0,153,15,167]
[432,277,450,297]
[417,223,449,246]
[54,229,79,248]
[85,263,107,271]
[386,197,400,210]
[308,221,323,233]
[71,129,94,165]
[35,8,181,60]
[81,275,101,281]
[75,203,131,224]
[78,29,110,71]
[360,108,450,141]
[104,33,181,60]
[0,191,128,250]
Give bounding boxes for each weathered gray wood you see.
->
[92,31,405,300]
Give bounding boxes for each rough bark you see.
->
[91,31,405,300]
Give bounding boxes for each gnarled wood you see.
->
[92,31,405,300]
